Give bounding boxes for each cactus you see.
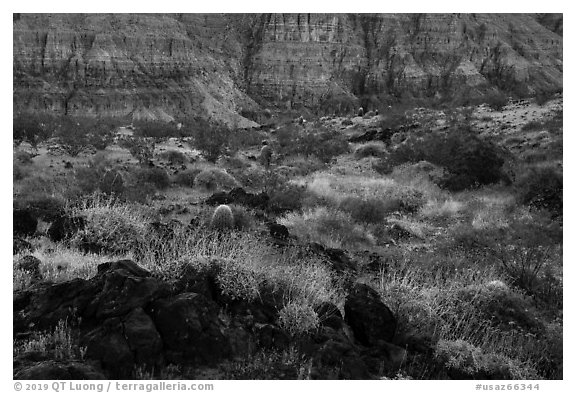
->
[211,204,234,231]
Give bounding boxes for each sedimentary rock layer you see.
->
[13,13,563,121]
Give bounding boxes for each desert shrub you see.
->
[15,150,34,164]
[434,339,538,379]
[276,124,349,163]
[13,163,30,181]
[85,121,116,150]
[195,168,239,191]
[485,91,508,111]
[189,122,231,163]
[278,302,319,336]
[354,143,386,159]
[213,257,261,301]
[379,112,410,130]
[13,113,55,148]
[211,205,234,231]
[72,197,151,255]
[338,197,390,224]
[133,121,181,138]
[54,117,94,156]
[119,137,156,165]
[455,282,543,334]
[74,167,103,195]
[122,182,157,204]
[228,128,267,151]
[269,182,307,213]
[229,205,254,231]
[280,207,375,249]
[173,168,201,188]
[157,150,187,165]
[133,167,170,190]
[515,166,562,218]
[281,155,325,176]
[535,90,557,106]
[374,127,509,191]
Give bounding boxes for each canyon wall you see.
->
[13,13,563,122]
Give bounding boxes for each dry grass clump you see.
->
[434,339,539,379]
[279,207,375,249]
[70,195,153,255]
[376,247,560,379]
[419,199,464,224]
[13,240,112,290]
[133,227,342,312]
[14,320,84,361]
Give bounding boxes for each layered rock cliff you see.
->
[13,13,563,122]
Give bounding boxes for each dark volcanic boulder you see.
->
[151,292,230,364]
[86,260,168,320]
[344,283,397,345]
[84,318,135,378]
[47,216,86,242]
[84,308,163,377]
[14,209,37,237]
[13,260,168,333]
[205,188,269,210]
[122,307,163,366]
[14,360,106,380]
[268,222,290,240]
[308,242,357,274]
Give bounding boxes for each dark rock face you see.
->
[14,360,106,380]
[12,258,412,380]
[84,319,136,378]
[151,293,230,364]
[344,283,397,345]
[14,209,37,237]
[13,260,168,334]
[47,215,86,242]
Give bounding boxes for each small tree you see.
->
[189,121,231,163]
[119,137,156,165]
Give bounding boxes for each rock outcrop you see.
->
[14,14,562,122]
[13,259,404,379]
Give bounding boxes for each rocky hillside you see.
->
[13,13,563,123]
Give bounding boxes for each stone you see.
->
[151,292,230,364]
[122,308,163,367]
[13,260,168,333]
[344,283,397,345]
[84,319,135,378]
[14,209,37,237]
[268,222,290,240]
